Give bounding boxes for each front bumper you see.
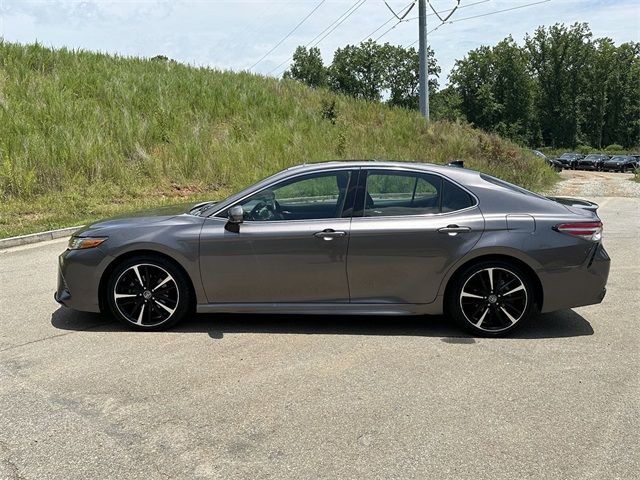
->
[55,247,110,313]
[538,243,610,313]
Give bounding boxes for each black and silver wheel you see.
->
[446,261,536,337]
[106,255,191,330]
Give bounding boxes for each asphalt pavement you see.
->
[0,196,638,480]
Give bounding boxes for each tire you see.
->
[445,260,536,337]
[106,255,192,331]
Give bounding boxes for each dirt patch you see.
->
[545,170,640,198]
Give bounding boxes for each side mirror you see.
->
[228,205,244,224]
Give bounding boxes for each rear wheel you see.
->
[106,255,191,330]
[446,261,536,337]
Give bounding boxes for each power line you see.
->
[408,0,552,46]
[308,0,368,48]
[427,0,460,23]
[404,0,492,21]
[248,0,326,70]
[383,0,416,21]
[357,1,415,45]
[268,0,367,75]
[369,0,491,44]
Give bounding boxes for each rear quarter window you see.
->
[441,179,475,212]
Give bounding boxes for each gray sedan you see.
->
[55,161,610,336]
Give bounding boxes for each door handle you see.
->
[437,224,471,236]
[314,229,347,241]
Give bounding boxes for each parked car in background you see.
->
[601,155,638,172]
[532,150,562,171]
[555,152,584,170]
[577,154,610,171]
[55,161,610,337]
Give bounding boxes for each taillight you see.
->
[554,222,603,242]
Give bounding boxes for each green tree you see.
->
[385,44,439,110]
[577,38,614,148]
[431,86,464,122]
[328,40,390,101]
[526,23,593,147]
[450,38,535,144]
[602,42,640,148]
[283,46,327,88]
[449,46,502,133]
[491,37,535,143]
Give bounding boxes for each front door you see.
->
[347,168,485,304]
[199,169,357,303]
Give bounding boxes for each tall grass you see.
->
[0,40,557,236]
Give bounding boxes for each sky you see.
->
[1,0,639,85]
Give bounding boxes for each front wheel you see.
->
[106,255,192,330]
[445,261,536,337]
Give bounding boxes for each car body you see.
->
[555,152,584,170]
[576,154,610,171]
[601,155,637,172]
[532,150,562,171]
[55,161,610,336]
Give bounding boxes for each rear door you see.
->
[347,168,485,304]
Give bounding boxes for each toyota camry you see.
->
[55,161,610,336]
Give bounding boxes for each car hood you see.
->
[73,201,216,236]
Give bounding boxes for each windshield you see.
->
[610,156,626,161]
[584,155,600,160]
[560,153,579,159]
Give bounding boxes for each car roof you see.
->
[283,160,481,179]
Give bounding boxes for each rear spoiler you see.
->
[546,196,599,212]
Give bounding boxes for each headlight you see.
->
[68,236,107,250]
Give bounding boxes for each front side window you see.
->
[233,170,352,221]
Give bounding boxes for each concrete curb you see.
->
[0,226,83,250]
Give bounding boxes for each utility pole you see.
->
[418,0,429,120]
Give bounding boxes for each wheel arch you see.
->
[442,253,544,311]
[98,249,197,313]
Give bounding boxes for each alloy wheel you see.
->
[113,263,180,327]
[459,267,528,333]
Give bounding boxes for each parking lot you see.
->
[1,173,639,479]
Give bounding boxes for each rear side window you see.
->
[361,170,475,217]
[364,172,442,217]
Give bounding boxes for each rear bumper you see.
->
[538,243,610,313]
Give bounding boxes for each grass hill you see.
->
[0,41,556,238]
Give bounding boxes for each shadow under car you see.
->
[51,307,594,341]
